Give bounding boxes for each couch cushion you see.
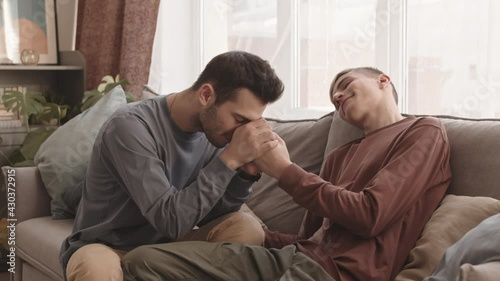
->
[17,217,73,280]
[246,113,333,234]
[140,85,159,100]
[326,113,500,200]
[23,262,61,281]
[395,195,500,281]
[323,112,362,156]
[440,117,500,199]
[34,87,127,219]
[322,112,363,174]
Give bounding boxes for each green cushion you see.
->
[34,86,127,219]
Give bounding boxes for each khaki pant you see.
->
[66,211,264,281]
[122,243,335,281]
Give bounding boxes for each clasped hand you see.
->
[219,118,292,179]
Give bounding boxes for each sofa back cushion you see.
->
[246,113,333,234]
[440,117,500,199]
[326,113,500,200]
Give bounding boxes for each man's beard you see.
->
[200,104,225,148]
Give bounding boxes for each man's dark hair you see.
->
[329,67,398,104]
[192,51,284,105]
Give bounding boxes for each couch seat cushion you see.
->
[17,217,73,280]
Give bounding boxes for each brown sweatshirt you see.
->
[264,116,452,281]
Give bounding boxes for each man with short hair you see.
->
[60,51,285,281]
[122,67,452,281]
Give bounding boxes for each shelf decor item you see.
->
[20,49,40,65]
[0,0,58,64]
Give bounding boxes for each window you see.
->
[407,0,500,118]
[149,0,500,119]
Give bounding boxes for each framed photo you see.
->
[0,0,58,65]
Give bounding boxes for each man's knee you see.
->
[122,246,150,277]
[212,212,265,246]
[67,244,123,281]
[122,245,179,280]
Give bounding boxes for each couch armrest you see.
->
[2,166,51,223]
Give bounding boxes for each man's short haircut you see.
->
[329,67,398,104]
[192,51,284,105]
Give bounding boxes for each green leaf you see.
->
[103,80,130,94]
[80,75,133,111]
[125,91,136,103]
[8,149,25,165]
[20,127,57,160]
[36,102,69,125]
[2,91,46,130]
[81,90,103,111]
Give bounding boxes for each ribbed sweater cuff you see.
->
[278,164,308,195]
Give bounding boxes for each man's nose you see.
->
[332,92,344,108]
[333,91,344,102]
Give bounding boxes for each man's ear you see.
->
[378,74,391,89]
[198,84,216,106]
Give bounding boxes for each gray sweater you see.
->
[60,95,253,271]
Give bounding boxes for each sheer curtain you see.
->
[147,0,201,96]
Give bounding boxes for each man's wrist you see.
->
[237,170,262,182]
[272,161,293,180]
[218,151,240,171]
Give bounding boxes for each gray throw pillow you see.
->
[34,86,127,219]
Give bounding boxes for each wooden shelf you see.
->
[0,51,86,108]
[0,65,83,70]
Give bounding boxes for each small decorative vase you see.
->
[20,49,40,65]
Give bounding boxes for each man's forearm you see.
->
[197,175,253,226]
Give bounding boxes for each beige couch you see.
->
[3,112,500,281]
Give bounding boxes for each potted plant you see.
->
[0,74,135,167]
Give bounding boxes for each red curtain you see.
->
[76,0,160,98]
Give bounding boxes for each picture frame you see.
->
[0,0,58,65]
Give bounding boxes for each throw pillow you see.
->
[34,86,127,219]
[423,213,500,281]
[394,195,500,281]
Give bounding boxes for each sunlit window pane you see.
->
[407,0,500,118]
[153,0,500,119]
[203,2,290,89]
[202,0,379,118]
